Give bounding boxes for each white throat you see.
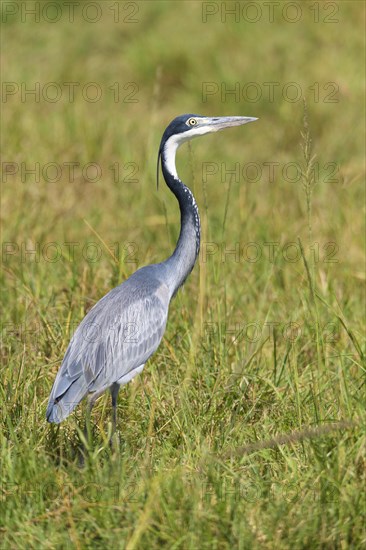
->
[163,126,213,180]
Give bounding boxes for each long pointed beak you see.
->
[203,116,258,131]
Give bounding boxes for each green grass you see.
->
[1,1,365,548]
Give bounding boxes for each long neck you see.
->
[161,142,201,297]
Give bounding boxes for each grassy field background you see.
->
[1,1,365,548]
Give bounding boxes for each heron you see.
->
[46,114,257,427]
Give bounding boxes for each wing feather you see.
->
[48,268,170,411]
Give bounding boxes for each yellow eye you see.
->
[187,117,197,126]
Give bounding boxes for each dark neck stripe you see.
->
[161,158,201,295]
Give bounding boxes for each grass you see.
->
[1,1,365,548]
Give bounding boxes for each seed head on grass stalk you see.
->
[300,99,318,243]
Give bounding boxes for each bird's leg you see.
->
[110,382,120,434]
[83,392,98,445]
[109,383,120,451]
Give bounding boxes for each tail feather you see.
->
[46,376,87,423]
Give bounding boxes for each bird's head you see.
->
[157,114,257,184]
[161,113,258,146]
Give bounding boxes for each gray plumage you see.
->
[46,114,257,425]
[47,265,170,422]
